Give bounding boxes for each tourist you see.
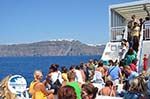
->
[79,63,86,82]
[91,61,105,84]
[120,39,129,60]
[61,66,68,82]
[127,15,140,49]
[129,59,137,72]
[48,64,63,84]
[139,18,144,31]
[107,60,123,85]
[124,66,138,83]
[93,59,99,69]
[147,75,150,98]
[75,65,84,84]
[69,65,75,73]
[81,83,98,99]
[84,63,91,81]
[86,59,95,81]
[124,77,146,99]
[88,59,95,73]
[91,63,105,95]
[91,68,104,88]
[125,48,137,65]
[58,85,77,99]
[131,22,140,52]
[98,80,116,97]
[144,16,150,23]
[128,15,139,47]
[143,54,148,71]
[47,64,63,95]
[29,70,54,99]
[96,61,105,76]
[62,71,82,99]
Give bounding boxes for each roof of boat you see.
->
[109,0,150,20]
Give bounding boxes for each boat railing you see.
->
[119,25,129,60]
[137,25,144,73]
[111,26,126,42]
[143,22,150,40]
[123,25,128,40]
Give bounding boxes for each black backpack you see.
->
[51,73,62,94]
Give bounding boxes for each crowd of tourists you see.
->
[127,14,150,52]
[29,57,150,99]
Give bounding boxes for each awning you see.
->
[110,0,150,20]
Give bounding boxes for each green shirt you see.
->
[67,81,81,99]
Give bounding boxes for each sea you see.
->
[0,55,100,86]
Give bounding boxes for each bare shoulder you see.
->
[78,82,82,88]
[35,82,45,88]
[61,81,67,87]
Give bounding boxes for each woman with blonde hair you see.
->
[29,70,54,99]
[124,76,147,99]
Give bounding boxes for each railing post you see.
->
[123,25,128,40]
[137,25,144,73]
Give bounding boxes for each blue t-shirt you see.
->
[124,91,141,99]
[109,66,121,80]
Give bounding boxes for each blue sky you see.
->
[0,0,135,45]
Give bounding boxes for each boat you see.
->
[101,0,150,72]
[1,0,150,99]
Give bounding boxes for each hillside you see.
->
[0,40,105,56]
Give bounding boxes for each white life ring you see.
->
[7,75,27,94]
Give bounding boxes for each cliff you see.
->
[0,40,105,56]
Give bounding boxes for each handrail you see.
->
[123,25,128,40]
[143,22,150,40]
[111,26,126,41]
[137,25,144,73]
[120,25,129,60]
[111,26,126,29]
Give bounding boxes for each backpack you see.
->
[51,73,62,94]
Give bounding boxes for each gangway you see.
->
[101,0,150,71]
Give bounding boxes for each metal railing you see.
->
[137,25,144,73]
[111,26,126,41]
[143,23,150,40]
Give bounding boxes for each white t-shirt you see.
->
[50,71,63,84]
[91,71,104,84]
[75,69,84,83]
